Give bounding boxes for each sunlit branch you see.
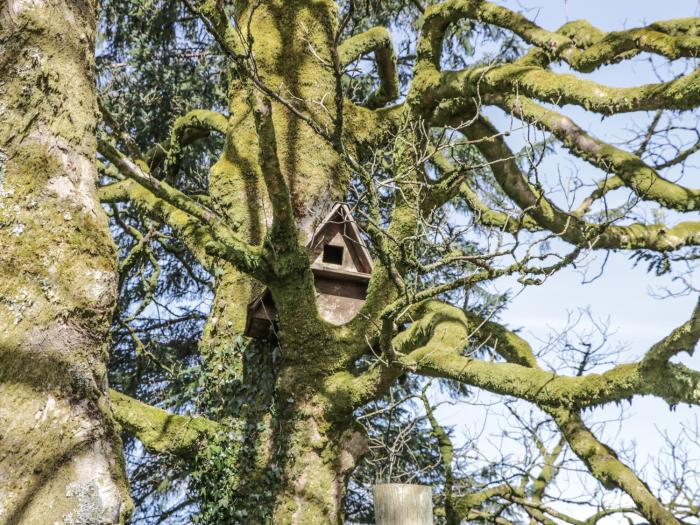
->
[462,115,700,251]
[380,247,580,320]
[339,26,400,109]
[110,389,218,457]
[395,300,700,410]
[181,0,243,58]
[405,300,696,524]
[420,2,699,73]
[550,409,681,525]
[654,138,700,170]
[184,0,335,144]
[98,139,266,279]
[428,151,541,233]
[572,176,624,217]
[495,94,700,212]
[250,93,297,246]
[437,64,700,115]
[146,109,228,173]
[100,180,213,269]
[420,386,458,525]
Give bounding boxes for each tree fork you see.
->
[184,1,372,522]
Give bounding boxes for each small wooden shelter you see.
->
[244,203,373,338]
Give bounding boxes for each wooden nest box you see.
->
[244,203,373,338]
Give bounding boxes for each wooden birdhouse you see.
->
[244,203,373,338]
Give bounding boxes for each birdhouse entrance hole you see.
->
[323,244,344,265]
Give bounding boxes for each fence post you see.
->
[373,483,433,525]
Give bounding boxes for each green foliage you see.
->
[187,338,283,524]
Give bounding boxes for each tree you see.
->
[5,0,700,523]
[0,0,132,522]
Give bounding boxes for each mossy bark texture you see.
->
[190,3,368,521]
[0,1,132,523]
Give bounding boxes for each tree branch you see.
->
[641,296,700,368]
[550,408,681,525]
[494,94,700,212]
[426,151,541,233]
[146,109,228,172]
[420,2,699,73]
[339,26,400,109]
[396,300,700,410]
[98,139,267,279]
[99,179,214,269]
[110,389,218,458]
[437,61,700,114]
[409,297,693,525]
[250,93,297,247]
[421,386,458,525]
[461,115,700,251]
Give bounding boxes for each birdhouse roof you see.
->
[307,202,373,281]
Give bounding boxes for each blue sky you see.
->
[429,1,700,521]
[495,0,699,451]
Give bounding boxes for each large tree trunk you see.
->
[266,390,367,524]
[192,1,367,522]
[193,341,367,524]
[0,1,132,523]
[197,294,366,523]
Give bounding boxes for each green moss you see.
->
[110,390,218,455]
[4,143,60,194]
[1,165,115,333]
[0,2,131,519]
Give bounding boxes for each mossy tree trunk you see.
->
[0,1,132,522]
[190,2,368,522]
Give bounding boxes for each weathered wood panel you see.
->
[374,483,433,525]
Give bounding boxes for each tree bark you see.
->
[190,1,368,522]
[0,1,132,522]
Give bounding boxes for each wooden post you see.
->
[373,483,433,525]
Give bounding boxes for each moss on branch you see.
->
[460,115,700,252]
[551,409,681,525]
[426,151,541,234]
[250,93,297,246]
[495,94,700,212]
[420,300,687,525]
[463,311,539,368]
[99,180,214,269]
[409,3,700,254]
[185,0,243,58]
[420,2,699,74]
[435,61,700,115]
[110,390,218,457]
[393,301,700,410]
[398,300,696,524]
[147,109,228,171]
[339,26,399,108]
[98,139,267,279]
